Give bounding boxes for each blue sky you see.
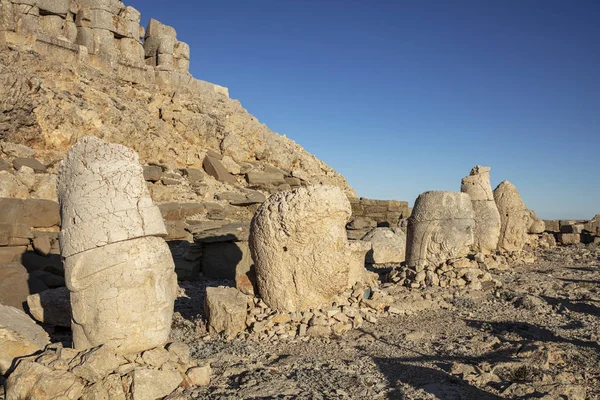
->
[128,0,599,219]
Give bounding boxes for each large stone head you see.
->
[249,185,364,312]
[406,191,475,269]
[66,237,177,354]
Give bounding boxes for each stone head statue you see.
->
[250,185,369,312]
[58,137,176,354]
[406,191,475,269]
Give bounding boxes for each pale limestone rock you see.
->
[184,365,211,387]
[5,361,85,400]
[131,368,183,400]
[57,136,167,258]
[460,165,501,253]
[0,170,29,198]
[0,304,50,374]
[204,286,247,336]
[66,237,177,353]
[361,227,406,264]
[528,210,545,234]
[250,185,367,312]
[406,191,475,269]
[494,181,530,252]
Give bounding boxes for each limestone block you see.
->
[145,18,176,39]
[174,41,190,59]
[65,236,177,353]
[362,227,406,264]
[543,220,560,232]
[64,20,77,42]
[57,136,167,258]
[204,286,247,336]
[347,240,375,288]
[246,171,286,186]
[0,304,50,374]
[13,157,46,172]
[142,165,163,181]
[37,0,69,16]
[27,287,72,327]
[14,4,39,34]
[560,223,584,234]
[584,214,600,236]
[203,155,237,184]
[0,262,47,310]
[119,6,140,23]
[460,165,494,201]
[119,37,144,66]
[75,25,95,52]
[558,233,580,245]
[0,171,29,198]
[250,185,366,312]
[131,368,183,400]
[5,361,85,399]
[143,35,176,57]
[528,210,545,234]
[93,27,116,51]
[39,14,64,37]
[406,191,475,269]
[493,181,530,252]
[202,240,253,280]
[175,57,190,73]
[0,1,16,32]
[77,0,125,14]
[460,165,501,253]
[157,52,174,69]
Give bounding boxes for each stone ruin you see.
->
[460,165,501,254]
[2,137,210,398]
[494,180,531,252]
[249,185,373,312]
[57,136,177,354]
[0,0,227,93]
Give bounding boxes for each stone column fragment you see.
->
[493,181,530,252]
[58,136,176,354]
[406,191,475,270]
[460,165,501,254]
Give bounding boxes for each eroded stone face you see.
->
[66,237,177,353]
[249,185,367,312]
[58,137,176,354]
[57,136,166,258]
[494,181,530,252]
[406,191,475,269]
[460,166,501,253]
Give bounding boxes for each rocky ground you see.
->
[3,244,599,399]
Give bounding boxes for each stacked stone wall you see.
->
[542,218,600,245]
[0,0,228,95]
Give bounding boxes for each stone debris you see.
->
[494,181,531,252]
[249,185,372,312]
[4,341,211,400]
[57,137,177,354]
[460,165,501,254]
[361,227,406,264]
[204,286,248,337]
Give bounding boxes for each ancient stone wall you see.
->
[348,198,410,227]
[542,218,599,245]
[0,0,227,94]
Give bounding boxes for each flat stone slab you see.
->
[193,223,250,243]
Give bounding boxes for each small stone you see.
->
[131,368,183,400]
[306,325,331,338]
[183,365,211,387]
[13,157,46,173]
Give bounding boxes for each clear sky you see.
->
[128,0,599,220]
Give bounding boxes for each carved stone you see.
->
[494,181,530,252]
[406,191,475,270]
[460,165,501,253]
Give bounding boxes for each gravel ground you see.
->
[2,244,598,399]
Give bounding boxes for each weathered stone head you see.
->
[249,185,370,312]
[460,165,501,254]
[58,137,176,354]
[493,181,530,252]
[406,191,475,269]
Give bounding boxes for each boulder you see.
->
[528,210,546,234]
[12,157,46,173]
[27,287,72,327]
[142,165,162,182]
[493,181,530,252]
[250,185,369,312]
[204,286,247,336]
[406,191,475,269]
[0,262,47,310]
[246,171,286,186]
[4,361,85,399]
[131,368,183,400]
[202,155,236,184]
[0,304,50,374]
[361,227,406,264]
